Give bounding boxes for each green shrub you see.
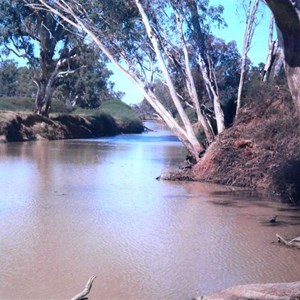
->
[50,99,72,113]
[0,97,74,114]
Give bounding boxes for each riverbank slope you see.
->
[165,85,300,203]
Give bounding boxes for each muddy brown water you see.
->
[0,122,300,300]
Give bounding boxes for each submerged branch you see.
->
[70,275,96,300]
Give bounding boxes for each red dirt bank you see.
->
[166,86,300,203]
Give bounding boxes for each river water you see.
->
[0,122,300,300]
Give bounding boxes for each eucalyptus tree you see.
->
[0,0,86,115]
[265,0,300,114]
[28,0,227,161]
[54,46,121,109]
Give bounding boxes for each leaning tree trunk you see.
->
[265,0,300,114]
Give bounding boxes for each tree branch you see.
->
[70,275,96,300]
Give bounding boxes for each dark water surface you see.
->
[0,122,300,300]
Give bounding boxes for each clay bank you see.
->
[0,111,144,143]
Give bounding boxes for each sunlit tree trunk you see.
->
[174,10,215,143]
[262,15,285,82]
[34,53,79,116]
[185,0,225,135]
[198,54,225,134]
[135,0,205,158]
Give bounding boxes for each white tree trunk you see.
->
[175,12,215,143]
[135,0,205,158]
[236,0,260,118]
[198,54,225,134]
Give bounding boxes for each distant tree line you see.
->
[0,60,35,98]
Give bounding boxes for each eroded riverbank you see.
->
[0,111,144,143]
[162,87,300,204]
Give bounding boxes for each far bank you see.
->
[0,100,144,143]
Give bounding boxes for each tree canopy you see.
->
[0,0,120,114]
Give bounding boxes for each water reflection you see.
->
[0,122,300,300]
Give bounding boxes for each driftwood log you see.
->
[276,234,300,249]
[194,281,300,300]
[70,275,96,300]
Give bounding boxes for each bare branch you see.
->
[70,275,96,300]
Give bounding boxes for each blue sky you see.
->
[111,1,272,104]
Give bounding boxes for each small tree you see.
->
[54,47,121,109]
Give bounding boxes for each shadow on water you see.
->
[210,190,276,207]
[209,190,300,227]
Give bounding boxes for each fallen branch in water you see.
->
[276,234,300,249]
[71,275,96,300]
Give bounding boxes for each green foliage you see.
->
[54,47,121,109]
[0,97,73,113]
[15,66,36,98]
[0,97,34,111]
[99,100,138,120]
[0,1,120,114]
[0,61,37,98]
[0,60,18,97]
